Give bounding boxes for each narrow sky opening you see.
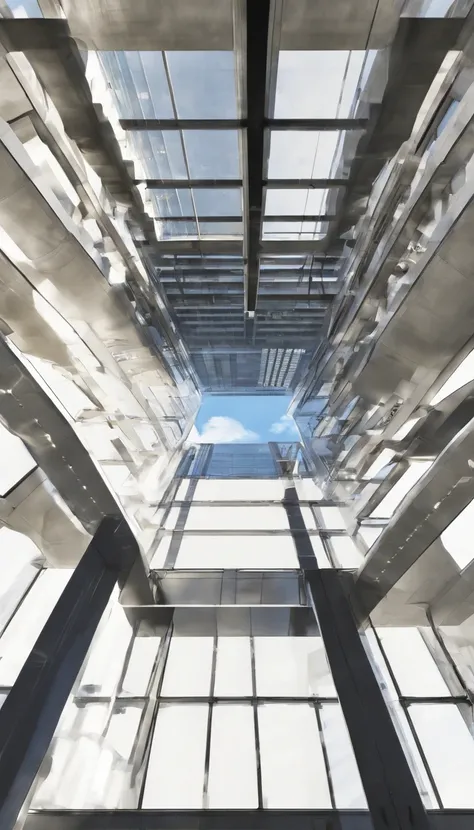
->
[189,394,300,443]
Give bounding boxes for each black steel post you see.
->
[306,569,432,830]
[0,516,140,830]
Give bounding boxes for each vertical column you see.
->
[0,516,140,830]
[306,569,431,830]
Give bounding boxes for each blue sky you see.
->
[190,394,300,444]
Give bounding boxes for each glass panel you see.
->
[319,506,347,530]
[320,703,367,808]
[268,131,342,179]
[194,479,285,500]
[328,536,363,568]
[78,603,133,697]
[0,422,36,496]
[310,536,332,567]
[155,219,198,238]
[193,187,242,216]
[164,506,181,529]
[377,629,451,697]
[358,524,384,549]
[254,636,336,697]
[149,536,171,568]
[166,52,237,118]
[258,703,332,807]
[142,703,208,808]
[32,701,144,809]
[441,497,474,570]
[295,479,323,499]
[175,534,299,569]
[100,51,173,118]
[301,506,317,530]
[371,461,433,518]
[5,0,43,17]
[120,634,160,696]
[208,704,258,808]
[275,51,365,118]
[214,637,252,696]
[199,221,243,236]
[0,569,73,687]
[0,528,42,635]
[129,131,187,179]
[185,505,290,531]
[150,188,194,218]
[183,130,240,179]
[410,704,474,807]
[161,637,213,696]
[262,221,326,240]
[265,187,331,216]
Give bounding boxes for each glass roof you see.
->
[274,51,366,119]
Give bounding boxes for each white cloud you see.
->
[270,414,299,437]
[191,416,259,444]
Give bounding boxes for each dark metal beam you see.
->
[120,118,368,131]
[306,569,431,830]
[153,214,335,223]
[136,178,347,188]
[0,517,140,830]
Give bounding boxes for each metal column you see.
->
[0,516,140,830]
[306,569,432,830]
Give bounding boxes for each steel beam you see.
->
[120,118,368,131]
[306,569,431,830]
[0,517,140,830]
[136,178,347,188]
[152,214,334,222]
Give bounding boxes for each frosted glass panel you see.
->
[0,569,73,687]
[176,534,298,569]
[377,629,450,697]
[358,525,384,549]
[32,701,143,809]
[0,422,36,496]
[328,536,363,568]
[214,637,252,696]
[194,479,285,500]
[79,604,133,697]
[150,536,172,568]
[255,637,336,697]
[320,704,367,808]
[161,637,213,696]
[164,506,181,529]
[120,636,160,696]
[143,704,208,808]
[411,704,474,807]
[319,506,347,529]
[371,461,432,518]
[185,505,289,530]
[208,705,258,808]
[0,528,42,634]
[295,479,323,500]
[258,703,331,807]
[301,506,317,530]
[310,536,332,567]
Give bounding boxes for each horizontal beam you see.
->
[23,810,474,830]
[121,118,368,131]
[153,214,335,223]
[135,179,347,189]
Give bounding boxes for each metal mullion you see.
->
[137,625,174,808]
[314,701,336,809]
[250,636,264,808]
[369,624,443,809]
[160,53,200,233]
[101,621,138,735]
[202,633,218,808]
